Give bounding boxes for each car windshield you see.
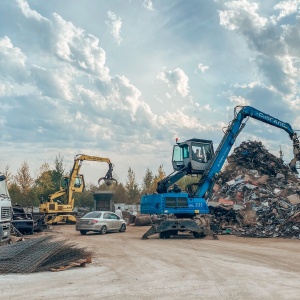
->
[83,212,102,218]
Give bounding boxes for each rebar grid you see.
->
[0,235,91,273]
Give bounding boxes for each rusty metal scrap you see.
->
[209,140,300,239]
[0,236,92,273]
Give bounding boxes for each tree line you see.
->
[2,154,168,209]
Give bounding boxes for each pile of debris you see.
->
[0,235,92,273]
[209,140,300,239]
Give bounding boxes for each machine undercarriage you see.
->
[142,214,217,239]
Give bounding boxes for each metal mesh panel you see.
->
[0,236,51,260]
[0,235,91,273]
[37,246,90,272]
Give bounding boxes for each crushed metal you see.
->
[209,140,300,239]
[0,235,92,273]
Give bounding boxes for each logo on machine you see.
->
[257,112,288,129]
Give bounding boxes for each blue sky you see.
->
[0,0,300,185]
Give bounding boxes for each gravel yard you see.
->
[1,224,300,300]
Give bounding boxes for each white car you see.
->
[76,211,126,235]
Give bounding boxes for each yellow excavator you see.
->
[39,154,118,225]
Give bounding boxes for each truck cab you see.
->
[0,174,12,243]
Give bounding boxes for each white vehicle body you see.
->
[0,174,12,242]
[76,211,126,235]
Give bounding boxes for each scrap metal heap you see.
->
[0,236,92,273]
[209,140,300,239]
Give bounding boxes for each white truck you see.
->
[0,174,12,243]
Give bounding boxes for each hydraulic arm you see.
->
[187,106,300,198]
[40,154,117,224]
[140,105,300,239]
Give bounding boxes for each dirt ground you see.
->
[1,224,300,300]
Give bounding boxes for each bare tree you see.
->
[3,165,13,187]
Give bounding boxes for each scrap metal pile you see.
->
[0,235,92,273]
[209,140,300,239]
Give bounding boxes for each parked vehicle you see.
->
[0,174,11,243]
[11,204,34,235]
[76,211,126,235]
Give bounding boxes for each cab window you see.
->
[182,145,189,159]
[74,176,82,188]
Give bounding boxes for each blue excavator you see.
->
[140,106,300,239]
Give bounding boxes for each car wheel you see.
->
[100,225,107,235]
[80,230,87,235]
[119,224,126,232]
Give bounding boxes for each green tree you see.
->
[113,183,128,203]
[15,161,33,194]
[74,190,94,209]
[125,167,140,204]
[151,165,166,192]
[51,153,66,191]
[32,163,55,204]
[8,182,22,205]
[141,168,154,195]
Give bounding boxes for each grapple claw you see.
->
[98,163,118,186]
[98,177,118,186]
[289,157,298,174]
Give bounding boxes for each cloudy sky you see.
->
[0,0,300,185]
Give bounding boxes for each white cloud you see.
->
[157,68,190,97]
[273,0,300,20]
[53,14,110,81]
[219,0,268,31]
[229,95,250,106]
[143,0,154,11]
[196,63,209,73]
[17,0,47,22]
[203,104,211,111]
[31,64,76,101]
[0,82,13,97]
[219,0,300,98]
[105,11,123,45]
[0,36,28,82]
[158,110,209,131]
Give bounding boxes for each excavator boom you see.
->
[39,154,117,224]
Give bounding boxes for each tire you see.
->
[80,230,87,235]
[164,231,171,239]
[119,224,126,232]
[100,225,107,235]
[193,232,205,239]
[159,231,171,239]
